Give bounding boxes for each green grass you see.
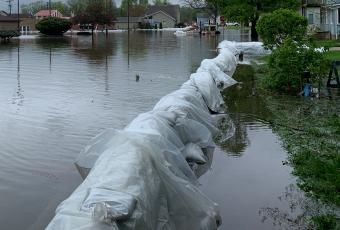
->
[315,39,340,48]
[324,51,340,61]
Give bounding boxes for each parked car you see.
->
[225,22,240,26]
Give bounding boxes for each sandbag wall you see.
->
[46,41,265,230]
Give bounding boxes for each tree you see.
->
[67,0,88,15]
[262,38,328,93]
[36,17,72,35]
[222,0,300,41]
[153,0,169,5]
[119,0,146,17]
[180,6,203,24]
[71,0,117,26]
[256,9,308,50]
[51,1,71,16]
[21,1,45,15]
[184,0,220,24]
[21,1,70,16]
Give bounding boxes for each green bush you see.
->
[256,9,308,50]
[262,38,328,93]
[36,17,72,35]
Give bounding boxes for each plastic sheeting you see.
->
[46,41,265,230]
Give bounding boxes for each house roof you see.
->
[115,17,142,23]
[35,10,61,17]
[8,13,34,18]
[0,10,8,16]
[0,16,20,22]
[144,5,180,20]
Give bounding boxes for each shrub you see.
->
[262,38,328,93]
[256,9,308,50]
[36,17,72,35]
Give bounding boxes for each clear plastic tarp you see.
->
[46,41,265,230]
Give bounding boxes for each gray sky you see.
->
[0,0,183,12]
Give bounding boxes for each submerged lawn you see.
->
[230,65,340,229]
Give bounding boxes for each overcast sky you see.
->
[0,0,183,12]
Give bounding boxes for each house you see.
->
[196,13,210,29]
[0,15,19,31]
[9,13,36,33]
[323,0,340,39]
[0,15,20,39]
[114,17,142,29]
[143,5,180,28]
[300,0,340,39]
[34,10,63,19]
[301,0,323,27]
[0,10,8,16]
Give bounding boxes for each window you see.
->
[308,13,314,24]
[338,8,340,24]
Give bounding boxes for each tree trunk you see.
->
[250,18,258,41]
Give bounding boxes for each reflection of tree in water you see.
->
[259,183,339,229]
[35,36,71,49]
[122,31,158,60]
[220,65,271,156]
[71,33,115,63]
[219,112,249,156]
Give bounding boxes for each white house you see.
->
[323,0,340,39]
[143,5,180,28]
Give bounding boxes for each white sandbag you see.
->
[218,40,270,55]
[174,117,214,148]
[47,39,247,230]
[190,72,224,113]
[47,131,220,230]
[182,143,207,164]
[197,59,238,89]
[212,48,238,76]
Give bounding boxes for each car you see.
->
[225,22,240,26]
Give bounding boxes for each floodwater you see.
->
[1,30,296,229]
[199,66,300,229]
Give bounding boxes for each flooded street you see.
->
[1,30,305,229]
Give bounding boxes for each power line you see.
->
[5,0,14,15]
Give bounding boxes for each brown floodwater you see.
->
[0,30,304,229]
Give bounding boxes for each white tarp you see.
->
[46,41,265,230]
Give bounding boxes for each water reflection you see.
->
[259,183,339,229]
[0,32,218,230]
[70,34,116,63]
[12,45,24,107]
[220,65,271,156]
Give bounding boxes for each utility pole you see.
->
[49,0,51,16]
[17,0,20,33]
[6,0,13,15]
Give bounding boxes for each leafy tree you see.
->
[153,0,169,5]
[262,38,328,93]
[256,9,308,49]
[71,0,117,26]
[36,17,72,35]
[119,0,146,17]
[184,0,219,23]
[51,1,71,16]
[21,1,46,15]
[217,0,300,41]
[180,6,203,24]
[67,0,88,15]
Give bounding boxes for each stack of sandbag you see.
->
[46,40,250,230]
